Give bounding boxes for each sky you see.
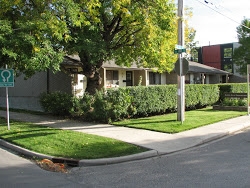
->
[181,0,250,46]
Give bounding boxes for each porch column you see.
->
[201,73,205,84]
[190,74,194,84]
[103,68,106,88]
[145,70,148,86]
[206,75,209,84]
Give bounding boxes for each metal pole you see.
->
[5,64,10,130]
[177,0,185,123]
[6,84,10,130]
[247,65,250,116]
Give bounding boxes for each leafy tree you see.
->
[233,18,250,75]
[65,0,178,94]
[0,0,178,94]
[0,0,82,76]
[184,7,198,61]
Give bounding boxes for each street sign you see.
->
[174,58,189,76]
[0,69,14,87]
[175,44,185,49]
[174,44,186,54]
[174,49,186,54]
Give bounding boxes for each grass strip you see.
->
[0,118,148,159]
[112,107,247,133]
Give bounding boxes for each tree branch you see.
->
[110,28,142,50]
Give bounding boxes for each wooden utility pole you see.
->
[177,0,185,123]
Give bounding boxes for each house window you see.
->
[106,70,119,87]
[223,64,233,73]
[149,72,161,85]
[224,48,232,58]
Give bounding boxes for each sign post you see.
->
[0,67,14,130]
[247,65,250,115]
[176,0,185,123]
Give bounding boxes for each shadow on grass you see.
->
[114,119,177,126]
[0,131,56,143]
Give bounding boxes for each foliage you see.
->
[39,92,73,116]
[0,0,179,93]
[222,98,247,107]
[81,85,219,122]
[85,89,135,123]
[233,18,250,75]
[186,84,219,109]
[69,93,96,117]
[217,83,248,102]
[0,0,81,76]
[39,84,226,123]
[69,0,178,70]
[184,7,198,61]
[127,85,177,116]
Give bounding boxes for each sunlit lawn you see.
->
[0,118,148,159]
[112,107,247,133]
[0,107,246,159]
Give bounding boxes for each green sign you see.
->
[174,49,186,54]
[0,69,14,87]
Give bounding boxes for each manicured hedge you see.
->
[185,84,219,109]
[126,85,177,116]
[39,84,220,123]
[217,83,248,103]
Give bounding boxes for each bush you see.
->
[222,98,247,106]
[39,84,223,123]
[174,84,219,110]
[69,95,93,117]
[39,92,73,116]
[127,85,177,116]
[86,89,136,123]
[218,83,248,103]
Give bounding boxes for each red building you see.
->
[202,45,221,70]
[197,42,246,83]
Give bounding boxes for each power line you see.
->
[194,0,250,31]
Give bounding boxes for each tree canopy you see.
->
[184,7,198,61]
[0,0,80,76]
[233,18,250,75]
[0,0,181,94]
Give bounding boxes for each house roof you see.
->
[63,55,231,75]
[61,55,83,73]
[102,60,151,70]
[62,55,81,66]
[187,61,232,75]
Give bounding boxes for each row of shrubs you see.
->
[40,84,221,123]
[218,83,248,107]
[218,83,248,102]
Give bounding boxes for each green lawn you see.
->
[0,118,148,159]
[112,107,247,133]
[0,107,246,159]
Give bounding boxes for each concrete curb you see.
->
[0,139,53,160]
[0,124,248,166]
[198,123,250,145]
[1,113,250,167]
[79,150,159,166]
[0,138,158,167]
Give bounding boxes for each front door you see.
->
[126,71,133,86]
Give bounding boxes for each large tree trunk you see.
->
[80,55,103,95]
[85,69,102,95]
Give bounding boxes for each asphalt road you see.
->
[1,127,250,188]
[69,127,250,188]
[0,146,80,188]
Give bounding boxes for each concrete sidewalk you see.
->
[0,110,250,166]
